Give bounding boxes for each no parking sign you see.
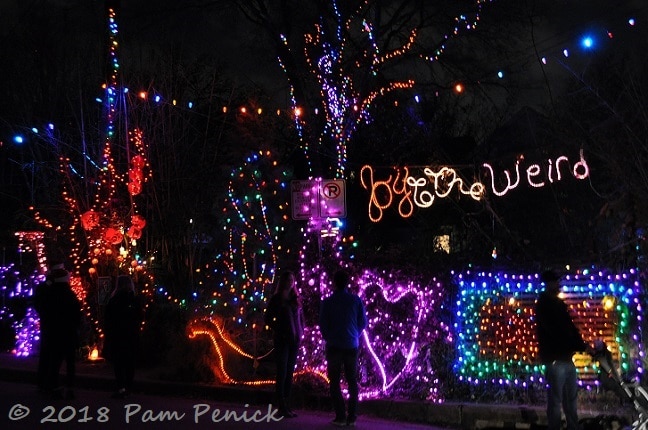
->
[291,179,346,220]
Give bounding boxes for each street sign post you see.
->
[291,179,346,220]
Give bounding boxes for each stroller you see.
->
[584,340,648,430]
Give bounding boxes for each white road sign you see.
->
[291,179,346,220]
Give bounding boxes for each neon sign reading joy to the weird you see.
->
[360,150,590,222]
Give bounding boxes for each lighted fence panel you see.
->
[453,269,643,387]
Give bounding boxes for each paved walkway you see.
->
[0,353,635,429]
[0,379,446,430]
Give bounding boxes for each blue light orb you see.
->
[581,35,594,49]
[13,135,24,144]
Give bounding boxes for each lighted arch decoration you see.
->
[453,268,644,387]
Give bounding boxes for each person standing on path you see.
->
[319,269,367,427]
[265,270,304,418]
[34,261,60,392]
[103,275,143,398]
[34,264,81,399]
[535,269,591,430]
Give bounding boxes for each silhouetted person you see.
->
[319,270,367,427]
[34,264,81,399]
[535,270,590,430]
[265,270,304,418]
[34,262,60,392]
[103,275,143,398]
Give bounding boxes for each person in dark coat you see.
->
[34,262,59,392]
[535,270,592,430]
[103,275,143,398]
[319,270,367,427]
[34,264,81,399]
[265,270,304,418]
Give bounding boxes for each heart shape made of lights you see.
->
[353,270,448,398]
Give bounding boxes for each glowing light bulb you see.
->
[602,296,615,311]
[581,36,594,49]
[89,347,100,360]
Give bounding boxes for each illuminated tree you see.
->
[199,150,293,326]
[6,7,158,351]
[237,0,499,178]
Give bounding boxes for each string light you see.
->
[13,308,40,357]
[8,7,159,355]
[2,232,644,397]
[191,150,290,327]
[1,0,643,403]
[360,150,590,222]
[190,268,448,400]
[278,0,418,178]
[453,268,643,387]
